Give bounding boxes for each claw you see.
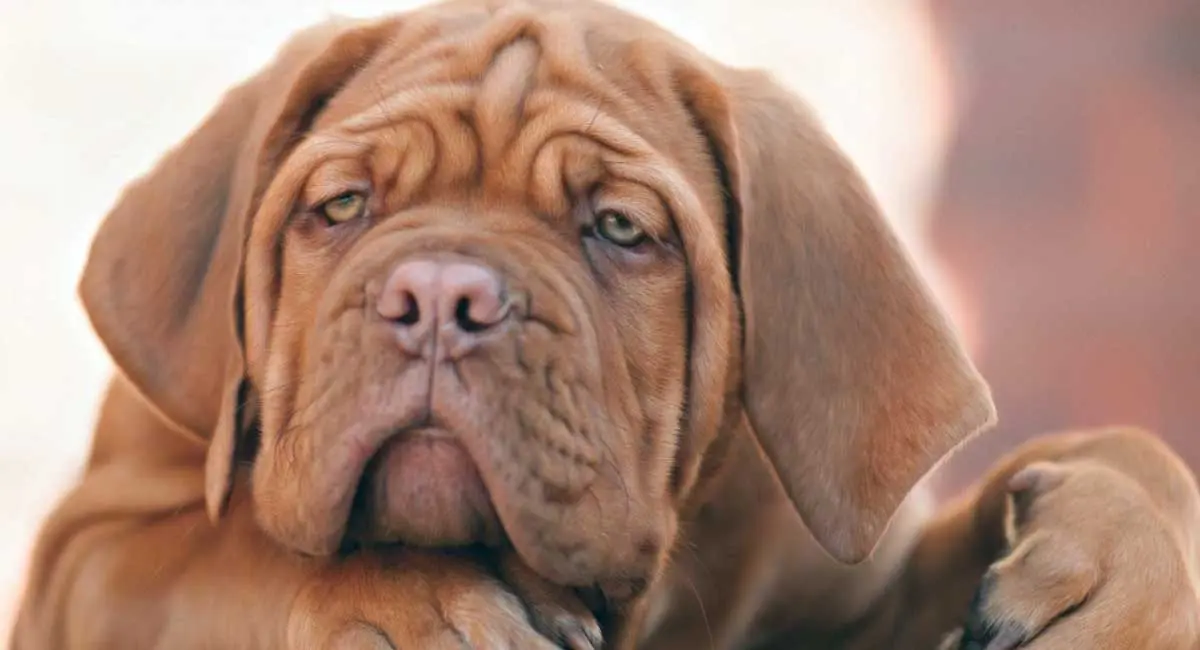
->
[982,625,1026,650]
[498,552,603,650]
[959,572,1029,650]
[526,602,602,650]
[560,618,603,650]
[959,620,1026,650]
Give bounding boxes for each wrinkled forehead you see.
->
[320,1,685,120]
[305,1,711,188]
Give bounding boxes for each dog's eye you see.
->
[319,192,368,224]
[595,210,646,247]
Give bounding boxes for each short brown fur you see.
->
[13,2,1200,649]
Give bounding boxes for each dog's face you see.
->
[78,0,994,599]
[244,12,729,587]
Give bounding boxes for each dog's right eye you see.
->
[594,210,647,248]
[318,192,368,224]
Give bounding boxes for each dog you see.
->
[13,1,1200,648]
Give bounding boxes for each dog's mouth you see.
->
[260,342,662,591]
[339,427,629,624]
[345,427,506,549]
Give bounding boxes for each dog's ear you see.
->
[77,18,399,522]
[682,65,996,563]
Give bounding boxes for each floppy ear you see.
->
[685,67,996,563]
[77,18,399,522]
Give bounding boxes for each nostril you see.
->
[378,259,438,324]
[395,291,421,326]
[454,296,494,333]
[380,257,508,337]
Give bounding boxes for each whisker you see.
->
[680,569,716,650]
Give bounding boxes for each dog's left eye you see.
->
[595,210,647,247]
[319,192,368,224]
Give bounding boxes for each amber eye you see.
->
[319,192,368,224]
[595,210,646,247]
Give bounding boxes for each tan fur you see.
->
[13,1,1200,649]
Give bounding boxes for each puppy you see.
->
[13,2,1200,648]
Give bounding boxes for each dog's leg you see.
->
[10,379,569,650]
[850,427,1200,650]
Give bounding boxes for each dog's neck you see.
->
[637,416,933,649]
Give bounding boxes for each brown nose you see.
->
[377,257,510,351]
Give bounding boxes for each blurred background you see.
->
[1,0,1197,634]
[927,0,1200,492]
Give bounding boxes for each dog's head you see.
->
[80,0,993,597]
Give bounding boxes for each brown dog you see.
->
[12,1,1200,649]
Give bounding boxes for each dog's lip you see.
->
[346,423,506,546]
[400,425,452,440]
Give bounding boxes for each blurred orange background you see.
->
[926,0,1200,492]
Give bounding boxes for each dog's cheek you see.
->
[249,247,347,545]
[476,324,606,502]
[258,333,298,437]
[518,326,677,588]
[609,271,689,495]
[254,242,329,432]
[250,321,311,537]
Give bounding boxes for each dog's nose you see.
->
[377,257,510,346]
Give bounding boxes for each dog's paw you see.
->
[958,461,1200,650]
[499,551,603,650]
[289,549,564,649]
